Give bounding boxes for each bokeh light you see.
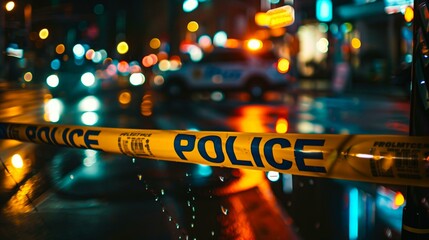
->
[39,28,49,39]
[275,118,289,133]
[198,35,212,49]
[142,54,158,67]
[118,91,132,105]
[11,154,24,169]
[351,38,361,49]
[23,72,33,82]
[341,22,353,33]
[153,75,165,86]
[187,21,199,32]
[117,41,129,54]
[81,72,96,87]
[188,45,203,62]
[92,51,103,63]
[210,91,224,102]
[267,171,280,182]
[318,23,329,33]
[46,74,59,88]
[5,1,15,11]
[73,44,85,59]
[213,31,227,47]
[150,38,161,49]
[78,96,100,112]
[140,94,153,116]
[99,49,108,60]
[404,6,414,23]
[56,44,65,54]
[158,59,171,71]
[118,61,129,73]
[81,112,99,126]
[44,98,63,123]
[50,59,61,70]
[157,51,168,61]
[316,37,329,53]
[106,63,117,76]
[86,49,95,60]
[277,58,290,73]
[255,12,270,26]
[394,192,405,208]
[129,61,142,73]
[129,73,145,86]
[169,55,182,70]
[183,0,198,12]
[246,38,263,51]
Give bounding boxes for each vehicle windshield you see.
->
[1,1,427,240]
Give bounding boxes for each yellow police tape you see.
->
[0,122,428,187]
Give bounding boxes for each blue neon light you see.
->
[316,0,333,22]
[349,188,359,240]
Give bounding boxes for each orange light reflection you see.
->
[215,169,266,195]
[118,90,132,105]
[229,105,288,133]
[1,147,35,214]
[230,106,269,133]
[141,94,153,116]
[214,169,297,238]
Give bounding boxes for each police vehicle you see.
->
[152,47,292,99]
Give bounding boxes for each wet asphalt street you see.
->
[0,80,411,239]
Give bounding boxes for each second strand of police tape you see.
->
[1,122,428,187]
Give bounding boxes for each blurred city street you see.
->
[1,0,427,239]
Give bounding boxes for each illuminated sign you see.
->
[384,0,413,14]
[266,5,295,28]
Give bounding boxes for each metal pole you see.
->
[401,1,429,238]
